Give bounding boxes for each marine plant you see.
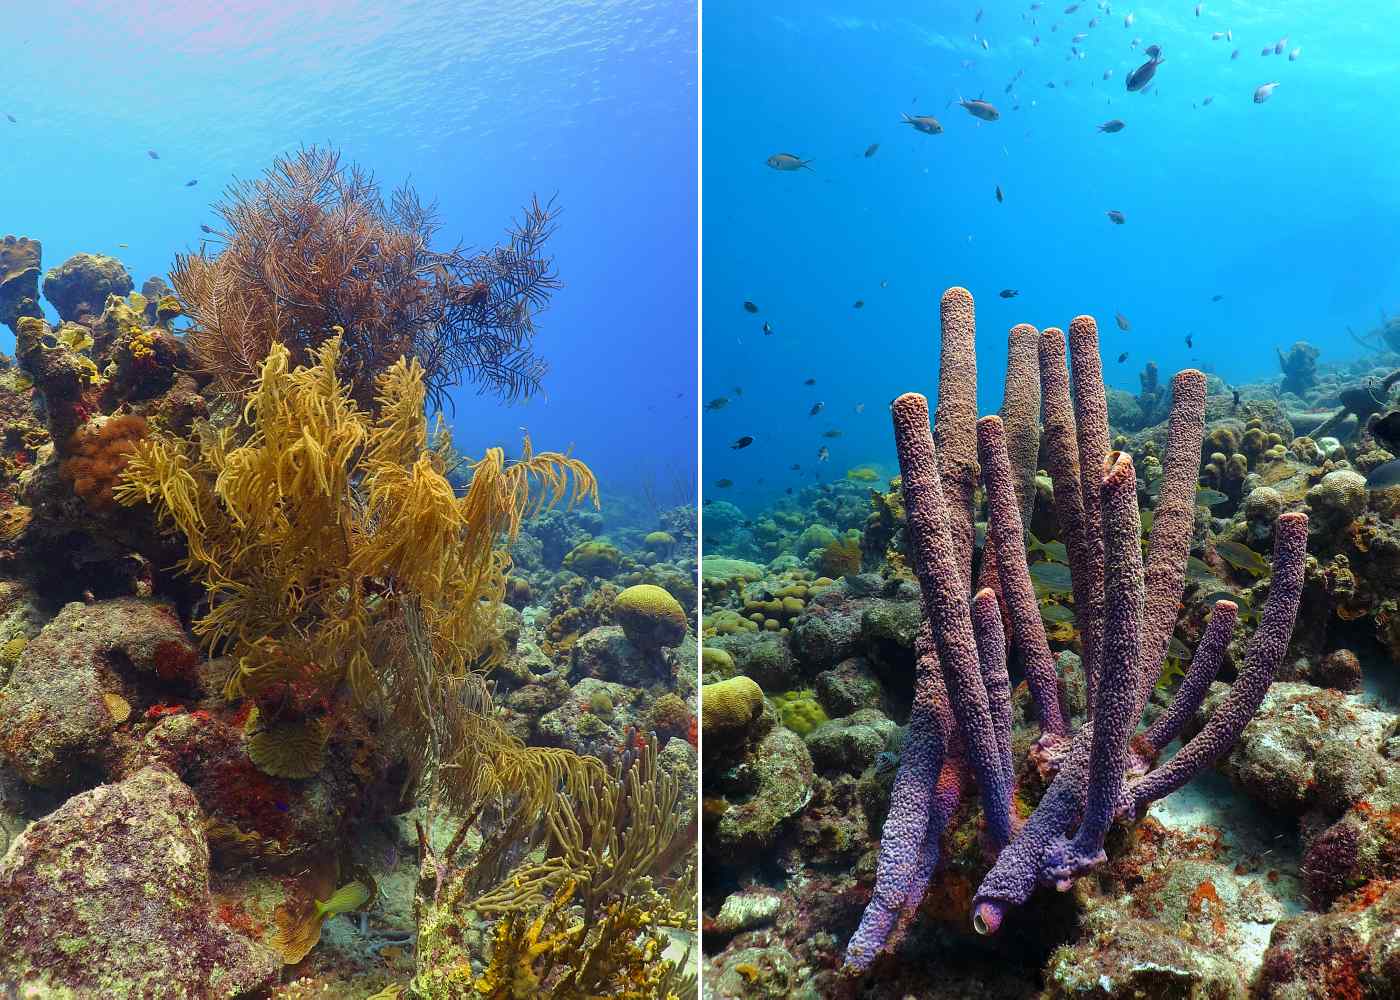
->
[172,145,561,410]
[113,334,597,711]
[845,288,1308,969]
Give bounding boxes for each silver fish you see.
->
[901,113,944,134]
[960,98,1001,121]
[1254,82,1279,103]
[1106,209,1126,224]
[1097,118,1126,132]
[1288,46,1301,61]
[1275,36,1288,55]
[766,153,812,171]
[1123,11,1134,27]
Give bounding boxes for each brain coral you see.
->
[702,675,765,748]
[613,583,687,649]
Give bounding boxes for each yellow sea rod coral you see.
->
[113,336,597,702]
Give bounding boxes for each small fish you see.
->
[864,142,880,158]
[1253,82,1279,104]
[1196,487,1229,507]
[853,299,864,309]
[995,184,1004,202]
[880,279,888,288]
[1365,459,1400,490]
[1098,118,1126,132]
[117,243,129,249]
[817,447,830,462]
[1064,3,1079,11]
[4,114,15,123]
[1231,49,1240,60]
[1123,12,1134,28]
[1072,32,1087,43]
[785,487,793,495]
[1185,333,1194,348]
[902,113,944,135]
[875,750,901,776]
[1211,31,1225,40]
[822,429,843,439]
[981,38,989,50]
[1202,96,1213,106]
[1126,45,1163,92]
[976,8,984,22]
[959,98,1001,121]
[804,378,816,386]
[810,402,825,416]
[1232,389,1242,410]
[147,149,159,159]
[1274,36,1287,55]
[766,153,813,171]
[1103,68,1114,80]
[1211,294,1224,302]
[1288,47,1301,61]
[1115,311,1131,330]
[762,321,774,335]
[1117,351,1129,363]
[855,403,865,413]
[1195,2,1203,15]
[716,479,734,488]
[200,224,215,234]
[1187,556,1219,582]
[731,436,754,449]
[790,463,801,471]
[1106,209,1126,224]
[734,386,743,396]
[1260,47,1272,56]
[1000,289,1019,298]
[1215,539,1269,576]
[743,300,759,313]
[185,179,198,187]
[704,397,729,412]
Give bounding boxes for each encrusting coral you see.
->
[59,413,148,509]
[844,288,1308,970]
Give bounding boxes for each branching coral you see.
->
[173,146,561,409]
[113,335,596,708]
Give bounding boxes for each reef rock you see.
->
[0,764,281,998]
[41,252,134,324]
[1256,880,1400,998]
[0,235,42,333]
[709,724,813,858]
[804,707,897,775]
[0,597,198,788]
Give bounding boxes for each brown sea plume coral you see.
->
[173,145,561,410]
[113,335,596,705]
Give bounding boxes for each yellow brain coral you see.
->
[701,675,764,743]
[614,584,687,650]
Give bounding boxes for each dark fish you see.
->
[976,8,983,22]
[704,397,729,412]
[734,386,744,396]
[822,429,843,438]
[804,378,816,386]
[1098,119,1126,132]
[1000,289,1019,298]
[1063,2,1079,11]
[1106,209,1126,224]
[1185,333,1193,348]
[1232,389,1241,410]
[1231,49,1240,60]
[995,184,1004,202]
[4,114,14,123]
[185,179,198,187]
[767,153,813,171]
[1202,96,1214,107]
[1274,36,1288,55]
[743,300,759,313]
[1115,311,1131,331]
[817,447,830,462]
[1211,294,1224,302]
[1118,352,1129,363]
[853,299,864,309]
[1365,459,1400,490]
[960,98,1001,121]
[809,402,825,416]
[790,463,801,471]
[902,113,944,135]
[864,142,880,158]
[147,149,159,159]
[731,436,754,449]
[200,224,215,234]
[785,487,793,495]
[716,479,734,488]
[762,321,774,335]
[1126,46,1163,92]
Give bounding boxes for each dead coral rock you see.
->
[1256,880,1400,998]
[0,597,197,788]
[1204,681,1393,815]
[569,623,673,688]
[41,251,133,325]
[0,234,43,334]
[1044,904,1249,999]
[0,764,280,998]
[708,724,813,860]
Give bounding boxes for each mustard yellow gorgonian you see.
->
[113,335,597,702]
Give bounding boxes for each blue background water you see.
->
[703,0,1400,513]
[0,0,696,509]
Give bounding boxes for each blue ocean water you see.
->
[0,0,695,504]
[703,0,1400,512]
